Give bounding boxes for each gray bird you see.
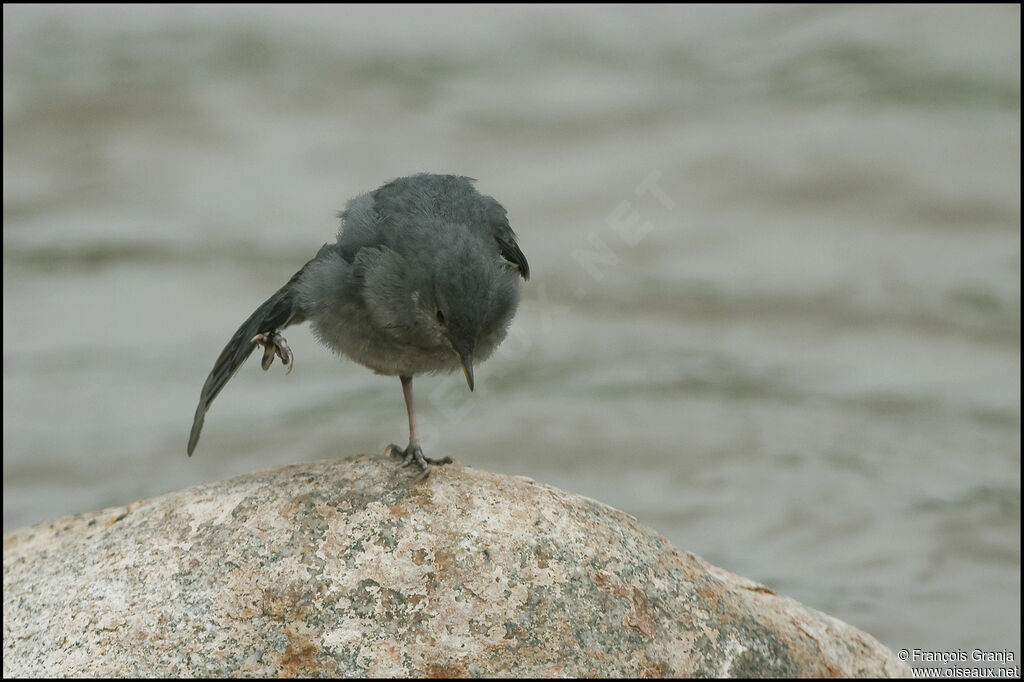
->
[187,173,529,477]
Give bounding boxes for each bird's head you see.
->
[416,225,520,391]
[360,221,521,390]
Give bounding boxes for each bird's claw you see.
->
[251,332,294,374]
[384,442,452,480]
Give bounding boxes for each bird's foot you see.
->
[384,442,452,481]
[251,332,294,374]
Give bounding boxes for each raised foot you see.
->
[251,332,294,374]
[384,442,453,481]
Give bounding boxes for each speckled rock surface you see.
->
[3,455,909,677]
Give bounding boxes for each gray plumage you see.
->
[187,174,529,475]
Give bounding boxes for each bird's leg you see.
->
[251,332,294,374]
[384,375,452,480]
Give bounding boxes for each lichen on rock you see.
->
[2,455,909,677]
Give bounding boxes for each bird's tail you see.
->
[187,247,331,455]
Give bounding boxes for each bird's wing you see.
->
[187,243,334,455]
[486,198,530,280]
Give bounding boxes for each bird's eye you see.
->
[436,310,446,324]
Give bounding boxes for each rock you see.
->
[3,455,909,677]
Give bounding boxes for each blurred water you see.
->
[3,4,1019,667]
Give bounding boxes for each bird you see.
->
[187,173,529,478]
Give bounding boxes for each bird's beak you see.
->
[460,351,474,392]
